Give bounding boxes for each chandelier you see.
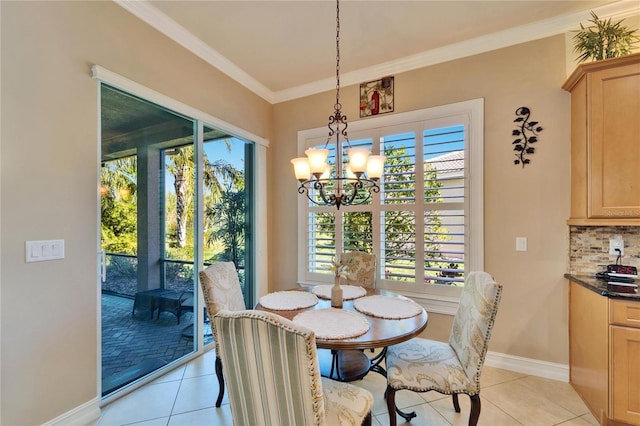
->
[291,0,385,210]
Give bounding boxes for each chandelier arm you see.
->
[296,183,316,207]
[314,180,336,207]
[343,180,360,206]
[297,183,316,206]
[299,177,380,209]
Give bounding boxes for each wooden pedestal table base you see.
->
[317,348,370,382]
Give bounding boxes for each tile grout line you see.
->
[167,364,189,422]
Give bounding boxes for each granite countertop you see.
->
[565,274,640,300]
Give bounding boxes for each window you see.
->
[296,100,483,309]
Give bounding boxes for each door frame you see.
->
[94,65,269,404]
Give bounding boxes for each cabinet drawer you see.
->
[610,299,640,328]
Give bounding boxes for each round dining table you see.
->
[255,286,428,382]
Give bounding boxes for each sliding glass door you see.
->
[99,84,255,397]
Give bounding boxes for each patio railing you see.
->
[101,253,245,297]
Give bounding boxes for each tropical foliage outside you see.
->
[311,143,460,285]
[100,141,247,296]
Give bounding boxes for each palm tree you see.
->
[166,140,244,249]
[205,181,246,265]
[101,157,137,201]
[166,147,194,248]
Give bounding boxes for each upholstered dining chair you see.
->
[214,309,373,426]
[198,261,246,408]
[385,271,502,426]
[341,251,376,289]
[341,251,376,360]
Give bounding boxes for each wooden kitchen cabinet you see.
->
[569,281,609,424]
[610,300,640,425]
[563,53,640,226]
[569,280,640,425]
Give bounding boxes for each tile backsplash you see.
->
[569,226,640,275]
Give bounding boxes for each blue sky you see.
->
[164,137,246,194]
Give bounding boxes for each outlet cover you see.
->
[516,237,527,252]
[609,238,624,255]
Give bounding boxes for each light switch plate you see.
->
[26,240,65,262]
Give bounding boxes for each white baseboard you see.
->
[485,350,569,382]
[41,397,101,426]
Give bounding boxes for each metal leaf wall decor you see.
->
[512,106,543,167]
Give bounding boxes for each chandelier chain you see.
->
[291,0,383,210]
[335,0,341,112]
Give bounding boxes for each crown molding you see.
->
[115,0,639,105]
[274,1,640,103]
[114,0,275,103]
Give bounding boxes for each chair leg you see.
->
[386,385,417,426]
[468,394,481,426]
[215,357,225,407]
[452,393,461,412]
[362,411,372,426]
[386,385,398,426]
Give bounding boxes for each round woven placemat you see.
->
[293,308,370,339]
[311,285,367,300]
[258,291,318,311]
[353,295,422,319]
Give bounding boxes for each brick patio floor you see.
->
[101,293,196,394]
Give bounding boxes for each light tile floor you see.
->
[97,349,598,426]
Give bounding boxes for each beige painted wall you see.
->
[4,2,635,423]
[0,2,270,424]
[270,35,572,364]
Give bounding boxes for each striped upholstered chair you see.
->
[341,251,376,289]
[214,309,373,426]
[198,262,246,407]
[385,271,502,426]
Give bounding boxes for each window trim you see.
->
[296,99,484,312]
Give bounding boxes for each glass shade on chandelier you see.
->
[291,0,385,209]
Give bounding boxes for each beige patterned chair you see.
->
[341,251,377,360]
[341,251,376,289]
[198,262,246,407]
[385,271,502,426]
[214,309,373,426]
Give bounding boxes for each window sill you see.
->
[405,293,458,316]
[298,282,458,315]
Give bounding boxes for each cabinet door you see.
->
[570,282,609,421]
[589,62,640,218]
[611,325,640,424]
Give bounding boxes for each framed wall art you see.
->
[359,76,394,118]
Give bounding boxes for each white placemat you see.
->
[293,308,370,339]
[258,291,318,311]
[311,285,367,300]
[353,295,423,319]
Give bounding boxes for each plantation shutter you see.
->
[297,100,483,296]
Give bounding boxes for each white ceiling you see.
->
[116,0,638,103]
